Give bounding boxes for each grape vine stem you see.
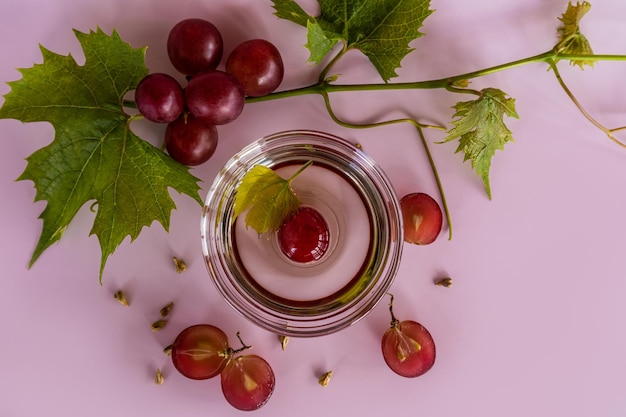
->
[245,49,626,240]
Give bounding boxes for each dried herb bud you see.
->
[434,277,453,288]
[154,368,164,385]
[318,370,333,387]
[163,344,173,356]
[160,302,174,318]
[173,256,187,273]
[355,143,363,150]
[113,290,129,307]
[151,319,168,332]
[279,335,289,351]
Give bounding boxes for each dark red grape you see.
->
[400,192,443,245]
[381,295,436,378]
[164,113,218,166]
[185,70,245,125]
[134,73,184,123]
[167,18,223,76]
[171,324,230,380]
[221,355,275,411]
[277,206,330,263]
[225,39,284,97]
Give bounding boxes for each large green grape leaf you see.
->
[439,88,519,199]
[272,0,434,81]
[0,28,202,281]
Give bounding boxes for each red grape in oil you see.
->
[185,70,245,125]
[277,206,330,263]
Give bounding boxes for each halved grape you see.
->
[382,320,436,378]
[167,18,223,75]
[164,113,218,166]
[277,206,330,263]
[400,192,443,245]
[225,39,284,97]
[381,295,436,378]
[185,70,245,125]
[221,355,275,411]
[171,324,229,380]
[134,73,184,123]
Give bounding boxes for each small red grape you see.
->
[164,113,218,166]
[225,39,284,97]
[134,73,184,123]
[167,18,223,76]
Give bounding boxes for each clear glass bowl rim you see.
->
[200,129,403,337]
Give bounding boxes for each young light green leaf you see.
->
[555,1,594,69]
[233,162,312,235]
[0,28,202,281]
[439,88,519,199]
[272,0,434,82]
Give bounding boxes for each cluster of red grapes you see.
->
[134,18,284,166]
[171,324,275,411]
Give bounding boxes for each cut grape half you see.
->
[171,324,230,380]
[220,355,275,411]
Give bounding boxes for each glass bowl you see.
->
[201,130,403,337]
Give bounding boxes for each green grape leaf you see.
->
[272,0,434,82]
[439,88,519,199]
[555,1,594,69]
[0,28,202,281]
[233,162,312,235]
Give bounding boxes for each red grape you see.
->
[167,18,223,75]
[277,206,330,263]
[164,113,218,166]
[221,355,275,411]
[381,295,436,378]
[400,192,443,245]
[171,324,230,380]
[134,73,184,123]
[185,70,245,125]
[225,39,284,97]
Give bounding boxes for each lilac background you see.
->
[1,0,626,416]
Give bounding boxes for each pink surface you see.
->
[1,0,626,416]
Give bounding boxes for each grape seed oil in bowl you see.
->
[201,130,403,337]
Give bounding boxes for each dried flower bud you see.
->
[113,290,129,307]
[154,368,164,385]
[318,370,333,387]
[163,344,173,356]
[151,319,168,332]
[160,302,174,318]
[279,335,289,351]
[354,143,363,150]
[173,256,187,273]
[434,277,453,288]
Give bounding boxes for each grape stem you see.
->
[228,331,253,356]
[244,50,626,240]
[387,293,399,328]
